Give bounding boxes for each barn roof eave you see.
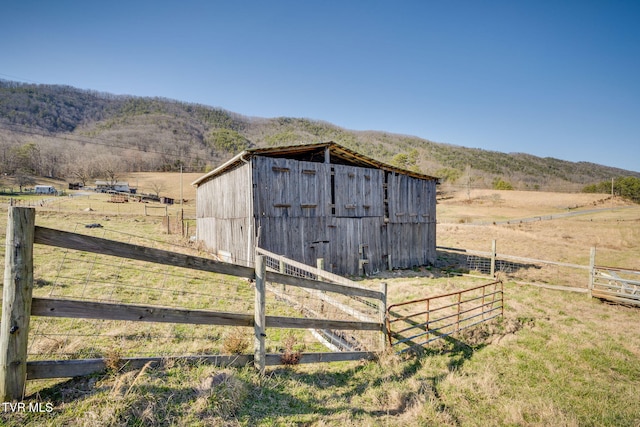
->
[191,150,250,187]
[192,142,440,186]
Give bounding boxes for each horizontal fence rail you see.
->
[387,281,504,353]
[256,247,386,352]
[0,207,387,400]
[591,266,640,307]
[34,227,384,300]
[255,247,385,301]
[30,298,380,331]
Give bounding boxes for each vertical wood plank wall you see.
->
[195,162,254,266]
[386,173,437,268]
[196,154,437,275]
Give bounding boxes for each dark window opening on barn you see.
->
[384,171,390,220]
[330,167,336,215]
[260,147,326,163]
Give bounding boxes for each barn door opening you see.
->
[358,243,369,275]
[310,240,329,269]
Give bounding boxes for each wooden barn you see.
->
[192,142,439,276]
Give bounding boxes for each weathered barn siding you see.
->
[387,222,434,268]
[257,217,329,267]
[252,156,390,275]
[253,157,329,218]
[377,171,438,272]
[387,172,435,224]
[196,217,254,265]
[386,173,437,268]
[328,217,386,275]
[332,165,384,218]
[253,157,330,268]
[195,163,254,265]
[196,163,252,219]
[194,142,438,276]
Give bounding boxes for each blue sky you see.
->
[1,0,639,172]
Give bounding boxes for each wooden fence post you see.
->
[279,259,286,292]
[180,209,184,237]
[378,282,388,351]
[0,207,36,401]
[254,255,266,373]
[588,247,596,298]
[490,240,497,277]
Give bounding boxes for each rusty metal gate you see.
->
[591,266,640,307]
[387,281,504,353]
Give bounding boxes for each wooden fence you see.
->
[256,247,387,351]
[438,242,640,307]
[437,241,593,293]
[0,207,386,401]
[386,281,504,353]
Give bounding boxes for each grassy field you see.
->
[437,189,640,271]
[0,188,639,426]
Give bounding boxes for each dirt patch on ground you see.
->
[458,316,535,347]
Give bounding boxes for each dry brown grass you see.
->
[437,189,640,271]
[124,172,203,201]
[440,189,627,217]
[1,185,639,426]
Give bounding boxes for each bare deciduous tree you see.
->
[101,157,123,185]
[15,171,35,192]
[149,180,166,197]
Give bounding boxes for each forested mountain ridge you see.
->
[1,80,637,191]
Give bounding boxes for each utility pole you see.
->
[180,165,183,208]
[611,177,614,209]
[180,165,184,236]
[466,165,471,201]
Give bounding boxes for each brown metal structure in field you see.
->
[386,281,504,353]
[192,142,439,275]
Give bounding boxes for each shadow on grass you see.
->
[15,336,485,426]
[237,339,482,425]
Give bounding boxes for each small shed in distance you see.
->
[192,142,439,276]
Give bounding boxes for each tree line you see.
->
[2,79,639,194]
[583,177,640,203]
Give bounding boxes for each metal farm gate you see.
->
[386,281,504,353]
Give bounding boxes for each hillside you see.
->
[1,79,638,191]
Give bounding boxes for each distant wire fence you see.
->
[436,241,592,293]
[0,207,387,401]
[1,194,197,237]
[436,241,640,307]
